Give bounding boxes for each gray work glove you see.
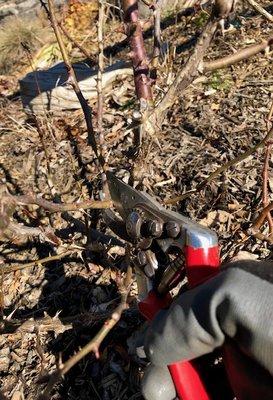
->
[142,260,273,400]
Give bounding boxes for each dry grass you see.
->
[0,16,51,74]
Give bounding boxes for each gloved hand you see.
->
[142,260,273,400]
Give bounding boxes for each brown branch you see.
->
[97,0,109,196]
[38,265,133,400]
[247,227,273,245]
[0,188,60,245]
[152,0,163,69]
[123,0,153,107]
[262,143,273,233]
[147,15,218,132]
[14,193,112,212]
[2,248,79,274]
[59,22,96,64]
[165,127,273,204]
[203,39,273,72]
[0,221,60,246]
[1,309,114,336]
[45,0,100,163]
[245,0,273,22]
[252,201,273,231]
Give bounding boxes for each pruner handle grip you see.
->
[139,245,220,400]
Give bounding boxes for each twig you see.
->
[44,0,100,163]
[146,15,218,132]
[39,0,95,63]
[38,265,133,400]
[1,309,115,336]
[267,100,273,131]
[97,0,108,196]
[0,221,60,246]
[59,22,96,64]
[252,201,273,230]
[2,248,79,274]
[262,142,273,233]
[165,127,273,204]
[0,188,60,245]
[203,39,273,72]
[152,0,163,70]
[245,0,273,22]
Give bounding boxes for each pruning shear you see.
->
[105,172,220,400]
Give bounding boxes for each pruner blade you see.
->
[106,171,162,219]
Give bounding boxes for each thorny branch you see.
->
[0,185,111,244]
[38,265,133,400]
[97,0,108,195]
[2,248,80,274]
[152,0,163,71]
[245,0,273,22]
[261,142,273,234]
[122,0,153,183]
[59,22,96,64]
[203,38,273,72]
[43,0,101,164]
[146,11,219,133]
[13,192,112,212]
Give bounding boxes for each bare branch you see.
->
[203,39,273,72]
[152,0,163,70]
[0,188,60,245]
[146,16,218,132]
[245,0,273,22]
[123,0,153,107]
[59,22,96,64]
[45,0,100,163]
[97,0,109,196]
[2,248,79,274]
[262,143,273,233]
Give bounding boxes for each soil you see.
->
[0,2,273,399]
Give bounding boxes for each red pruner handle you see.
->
[139,292,211,400]
[168,245,220,400]
[139,245,220,400]
[185,245,220,288]
[169,361,210,400]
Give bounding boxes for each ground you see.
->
[0,1,273,399]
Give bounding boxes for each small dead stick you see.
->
[203,39,273,72]
[251,202,273,232]
[2,248,79,274]
[166,127,273,205]
[245,0,273,22]
[44,0,101,164]
[257,102,273,235]
[38,265,133,400]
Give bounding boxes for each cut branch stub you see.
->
[123,0,153,108]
